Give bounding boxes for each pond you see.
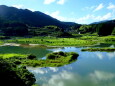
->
[0,45,115,86]
[0,45,51,59]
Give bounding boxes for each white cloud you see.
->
[12,5,24,9]
[107,3,115,10]
[82,6,96,11]
[12,4,35,12]
[100,13,112,20]
[57,0,66,5]
[74,12,112,24]
[43,0,66,5]
[94,12,112,21]
[45,11,67,21]
[44,0,56,4]
[45,10,113,24]
[93,3,104,12]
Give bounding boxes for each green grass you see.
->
[0,53,27,59]
[81,47,115,52]
[3,36,114,47]
[0,40,3,45]
[0,52,79,67]
[4,37,98,46]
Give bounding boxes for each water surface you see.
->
[28,47,115,86]
[0,46,115,86]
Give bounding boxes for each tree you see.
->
[0,59,36,86]
[111,27,115,35]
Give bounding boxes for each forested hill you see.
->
[0,5,115,37]
[72,20,115,36]
[0,5,76,28]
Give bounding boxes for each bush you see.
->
[47,53,56,59]
[58,51,65,56]
[27,54,36,60]
[69,52,79,60]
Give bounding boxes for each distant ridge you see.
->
[0,5,78,28]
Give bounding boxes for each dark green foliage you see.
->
[69,52,79,60]
[27,54,36,60]
[71,20,115,36]
[77,25,94,34]
[58,51,65,56]
[0,36,10,39]
[28,25,72,37]
[46,51,79,60]
[96,23,114,36]
[81,48,115,52]
[111,27,115,35]
[1,22,28,36]
[0,59,36,86]
[46,53,56,59]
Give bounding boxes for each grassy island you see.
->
[0,51,79,67]
[81,47,115,52]
[0,52,78,86]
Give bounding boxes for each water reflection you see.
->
[95,52,115,60]
[28,47,115,86]
[90,70,115,81]
[107,52,115,59]
[1,46,115,86]
[41,70,115,86]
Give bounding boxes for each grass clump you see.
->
[0,53,27,59]
[81,47,115,52]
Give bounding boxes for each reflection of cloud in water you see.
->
[95,52,115,60]
[95,52,104,60]
[27,67,59,74]
[42,71,79,86]
[107,52,115,59]
[110,45,115,48]
[48,48,62,52]
[42,70,115,86]
[27,67,48,74]
[49,67,58,72]
[90,70,115,81]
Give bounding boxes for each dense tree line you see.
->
[72,20,115,36]
[0,59,35,86]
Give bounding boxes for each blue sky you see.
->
[0,0,115,24]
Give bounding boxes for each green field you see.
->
[2,36,114,47]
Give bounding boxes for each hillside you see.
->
[72,20,115,36]
[0,5,77,28]
[0,5,115,37]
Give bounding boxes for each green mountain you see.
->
[0,5,77,28]
[0,5,61,27]
[0,5,79,37]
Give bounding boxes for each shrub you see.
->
[27,54,36,60]
[69,52,79,60]
[58,51,65,56]
[47,53,56,59]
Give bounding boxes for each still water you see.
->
[0,46,115,86]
